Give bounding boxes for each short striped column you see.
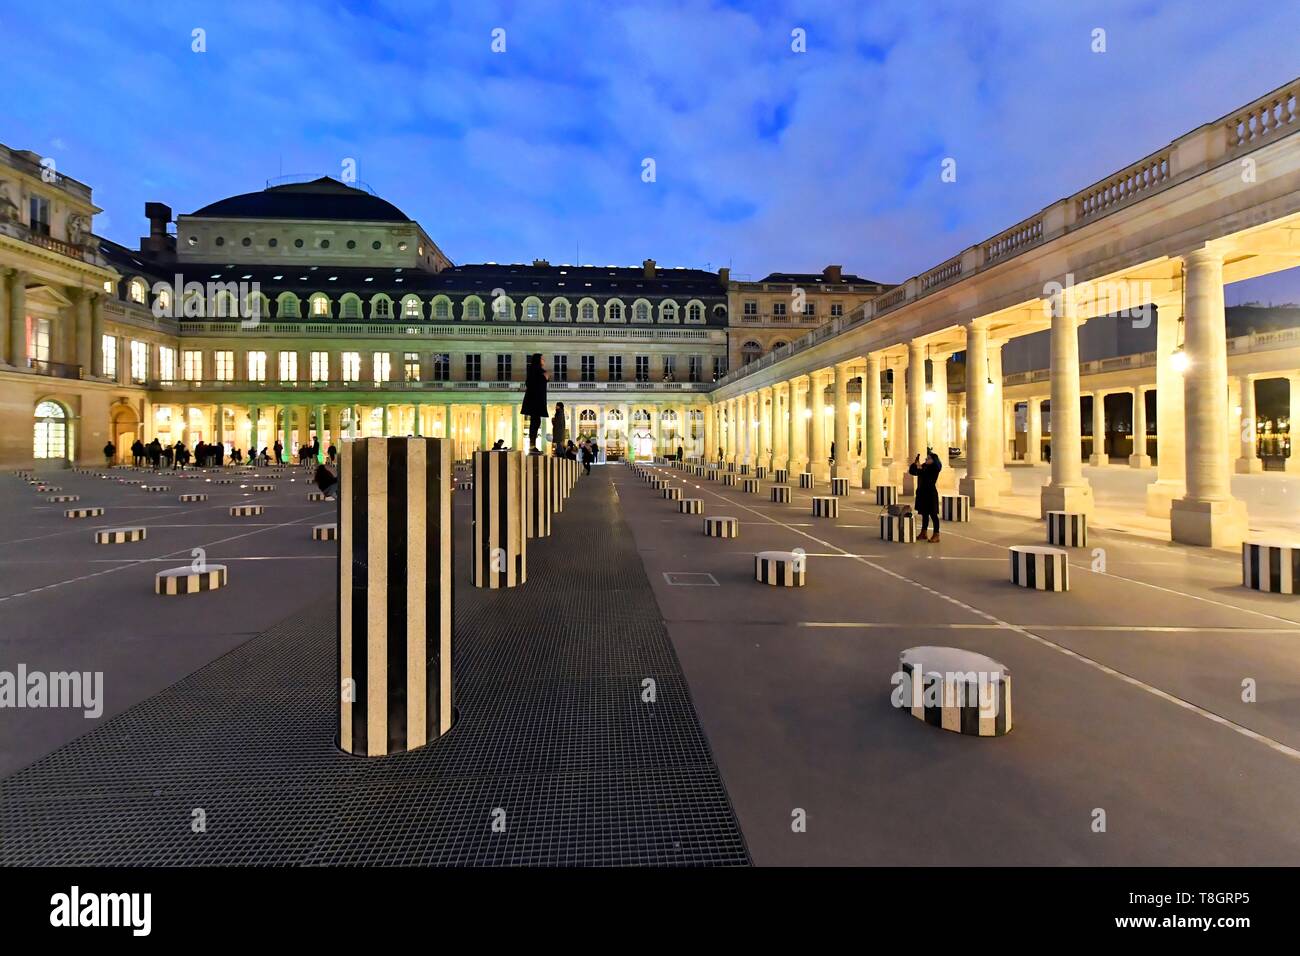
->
[1009,545,1069,591]
[155,563,228,595]
[1046,511,1087,548]
[213,478,236,485]
[1242,540,1299,594]
[313,523,338,541]
[941,495,970,522]
[739,463,750,475]
[252,484,274,493]
[703,516,738,538]
[754,465,767,480]
[830,477,849,496]
[811,496,838,518]
[876,485,899,506]
[741,477,759,494]
[755,550,806,587]
[798,472,814,489]
[880,512,916,542]
[897,646,1012,737]
[96,527,145,544]
[46,494,79,503]
[178,493,208,503]
[141,485,169,492]
[307,491,329,501]
[339,436,453,758]
[773,468,788,484]
[547,457,565,514]
[65,507,104,519]
[472,450,527,588]
[770,485,791,503]
[723,473,738,487]
[663,485,683,501]
[230,505,263,517]
[525,454,552,539]
[705,468,719,481]
[724,461,736,473]
[679,498,703,514]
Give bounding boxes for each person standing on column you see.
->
[551,401,567,456]
[521,354,549,455]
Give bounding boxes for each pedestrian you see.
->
[131,438,144,467]
[908,450,943,542]
[551,401,566,455]
[327,443,337,464]
[521,353,549,455]
[581,440,593,475]
[314,461,339,499]
[103,440,115,466]
[492,439,505,450]
[677,444,684,462]
[217,442,226,467]
[274,439,283,465]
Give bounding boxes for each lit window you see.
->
[373,352,391,384]
[129,279,147,305]
[182,350,202,383]
[214,350,234,382]
[279,351,298,383]
[159,346,176,382]
[33,401,66,460]
[404,297,421,318]
[247,351,267,382]
[311,351,329,383]
[130,340,148,383]
[311,296,329,317]
[341,352,361,383]
[404,352,420,382]
[102,335,118,378]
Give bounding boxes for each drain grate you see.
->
[663,572,720,587]
[0,471,750,867]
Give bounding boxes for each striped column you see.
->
[876,485,899,506]
[1046,511,1087,548]
[755,550,807,587]
[771,485,791,503]
[880,512,916,542]
[1242,541,1299,594]
[830,477,849,496]
[798,472,814,489]
[812,496,839,518]
[704,516,738,537]
[546,456,565,514]
[773,468,788,484]
[473,449,527,588]
[1009,545,1069,591]
[941,495,970,522]
[897,646,1012,737]
[525,454,552,539]
[339,436,454,757]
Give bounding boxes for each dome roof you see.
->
[189,177,410,222]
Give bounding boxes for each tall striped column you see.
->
[525,453,552,538]
[473,450,527,588]
[339,437,453,758]
[547,455,565,513]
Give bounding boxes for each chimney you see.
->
[718,267,730,286]
[140,202,175,258]
[532,258,550,268]
[643,258,657,279]
[823,264,843,283]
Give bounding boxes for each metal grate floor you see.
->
[0,469,750,866]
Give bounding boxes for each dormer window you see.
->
[129,279,147,305]
[374,298,391,318]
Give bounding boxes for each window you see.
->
[830,302,844,317]
[341,352,361,383]
[582,301,597,321]
[157,287,172,315]
[551,300,568,321]
[662,355,677,381]
[552,354,568,382]
[182,349,202,383]
[496,353,513,382]
[277,294,300,318]
[688,355,702,382]
[741,341,762,364]
[434,298,450,320]
[373,352,391,384]
[431,353,450,382]
[580,354,596,382]
[29,196,50,236]
[635,356,650,382]
[804,301,817,317]
[32,318,51,363]
[102,335,118,379]
[404,352,420,382]
[608,355,623,382]
[311,351,329,383]
[214,350,234,382]
[713,356,727,381]
[311,296,330,317]
[404,297,421,319]
[279,351,297,383]
[129,341,148,383]
[33,401,66,459]
[340,296,362,319]
[773,302,787,317]
[634,302,650,322]
[743,300,758,316]
[465,354,481,382]
[687,302,703,323]
[157,346,175,383]
[525,300,540,321]
[661,301,678,322]
[373,297,391,319]
[247,350,267,382]
[129,279,147,304]
[465,299,482,320]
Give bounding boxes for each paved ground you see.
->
[617,463,1300,865]
[0,465,748,866]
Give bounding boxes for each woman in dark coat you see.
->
[551,402,566,454]
[908,451,943,542]
[521,354,549,454]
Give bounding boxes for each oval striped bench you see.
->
[897,646,1012,737]
[178,493,208,503]
[755,550,807,587]
[875,485,899,506]
[880,512,916,542]
[46,494,79,503]
[770,485,791,503]
[941,494,970,522]
[741,478,759,494]
[96,527,146,544]
[156,564,228,596]
[1241,540,1299,594]
[1009,545,1069,591]
[679,498,703,514]
[1046,511,1087,548]
[772,468,788,484]
[703,516,738,538]
[798,472,815,489]
[662,486,683,501]
[313,523,339,541]
[722,473,738,487]
[230,505,264,517]
[811,496,838,518]
[65,507,104,519]
[754,466,767,480]
[830,477,849,496]
[251,484,275,492]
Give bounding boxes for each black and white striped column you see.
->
[723,473,738,487]
[830,477,849,496]
[230,504,263,517]
[1009,545,1069,591]
[703,516,738,537]
[679,498,703,514]
[897,646,1012,737]
[65,507,104,519]
[812,496,839,518]
[880,512,916,542]
[96,527,145,544]
[663,485,683,501]
[798,472,814,489]
[941,495,970,522]
[155,564,227,595]
[340,436,455,757]
[525,454,552,539]
[755,550,807,587]
[1242,540,1299,594]
[546,456,565,514]
[741,477,759,494]
[473,449,527,588]
[773,468,788,484]
[771,485,791,503]
[876,485,898,506]
[754,465,767,480]
[1046,511,1087,548]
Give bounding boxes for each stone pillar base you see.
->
[812,462,831,482]
[1088,454,1110,466]
[1286,455,1300,474]
[832,463,854,481]
[1145,479,1185,518]
[1170,496,1248,548]
[1234,457,1263,474]
[958,476,1000,509]
[902,473,916,495]
[1128,454,1152,468]
[787,458,807,477]
[995,469,1012,493]
[1040,483,1094,519]
[866,466,891,489]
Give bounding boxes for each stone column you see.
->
[1171,248,1247,546]
[74,289,93,374]
[1129,388,1150,467]
[0,269,10,364]
[8,271,27,367]
[809,372,828,480]
[1088,391,1108,466]
[788,377,807,474]
[742,392,755,468]
[1026,398,1042,465]
[704,400,715,462]
[1234,375,1262,473]
[960,323,1000,507]
[1146,302,1188,516]
[759,388,773,468]
[988,340,1010,489]
[478,402,489,452]
[930,351,955,490]
[1288,373,1300,475]
[832,362,850,480]
[863,353,888,487]
[901,342,926,493]
[1040,291,1093,517]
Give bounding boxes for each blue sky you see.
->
[3,0,1299,301]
